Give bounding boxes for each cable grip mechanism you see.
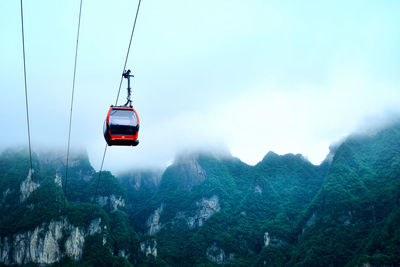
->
[123,69,134,107]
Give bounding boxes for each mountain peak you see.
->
[173,149,232,164]
[260,151,309,165]
[163,153,208,191]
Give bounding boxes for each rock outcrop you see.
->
[121,170,162,191]
[54,174,62,187]
[206,243,226,264]
[302,212,317,233]
[147,204,164,235]
[264,232,270,247]
[37,150,95,182]
[20,169,40,202]
[0,218,102,265]
[140,239,157,258]
[187,195,220,229]
[170,154,207,191]
[65,227,85,261]
[262,232,286,247]
[254,185,262,195]
[96,194,125,212]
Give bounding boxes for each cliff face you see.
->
[146,204,164,235]
[19,169,39,203]
[186,195,220,229]
[168,154,207,191]
[119,170,162,192]
[0,150,135,266]
[0,218,102,265]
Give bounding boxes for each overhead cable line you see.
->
[115,0,142,106]
[92,0,142,204]
[20,0,33,173]
[20,0,39,213]
[64,0,84,201]
[92,143,108,203]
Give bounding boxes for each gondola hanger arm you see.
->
[123,69,134,107]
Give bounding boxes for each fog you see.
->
[1,0,400,172]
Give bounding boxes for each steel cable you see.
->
[115,0,142,106]
[20,0,40,219]
[64,0,84,202]
[20,0,33,173]
[93,0,142,204]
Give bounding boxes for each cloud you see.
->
[2,0,400,172]
[212,68,400,166]
[87,66,400,173]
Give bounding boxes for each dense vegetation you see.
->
[0,150,136,266]
[125,122,400,266]
[0,121,400,266]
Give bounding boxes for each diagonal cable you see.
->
[64,0,84,202]
[114,0,142,106]
[20,0,33,173]
[20,0,39,216]
[93,0,142,204]
[92,144,108,203]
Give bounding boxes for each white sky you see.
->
[1,0,400,172]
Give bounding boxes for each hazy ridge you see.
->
[0,122,399,266]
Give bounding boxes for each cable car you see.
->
[103,69,139,146]
[104,106,139,146]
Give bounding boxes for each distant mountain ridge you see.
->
[0,122,399,266]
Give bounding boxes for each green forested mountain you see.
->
[291,125,400,266]
[0,122,399,266]
[0,150,135,266]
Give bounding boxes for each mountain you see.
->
[0,149,135,266]
[0,122,399,266]
[122,149,328,266]
[290,125,400,266]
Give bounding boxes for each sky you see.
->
[1,0,400,173]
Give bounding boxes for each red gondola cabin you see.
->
[103,106,139,146]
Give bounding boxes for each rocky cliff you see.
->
[0,150,134,266]
[0,218,102,265]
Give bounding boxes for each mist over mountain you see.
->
[0,122,399,266]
